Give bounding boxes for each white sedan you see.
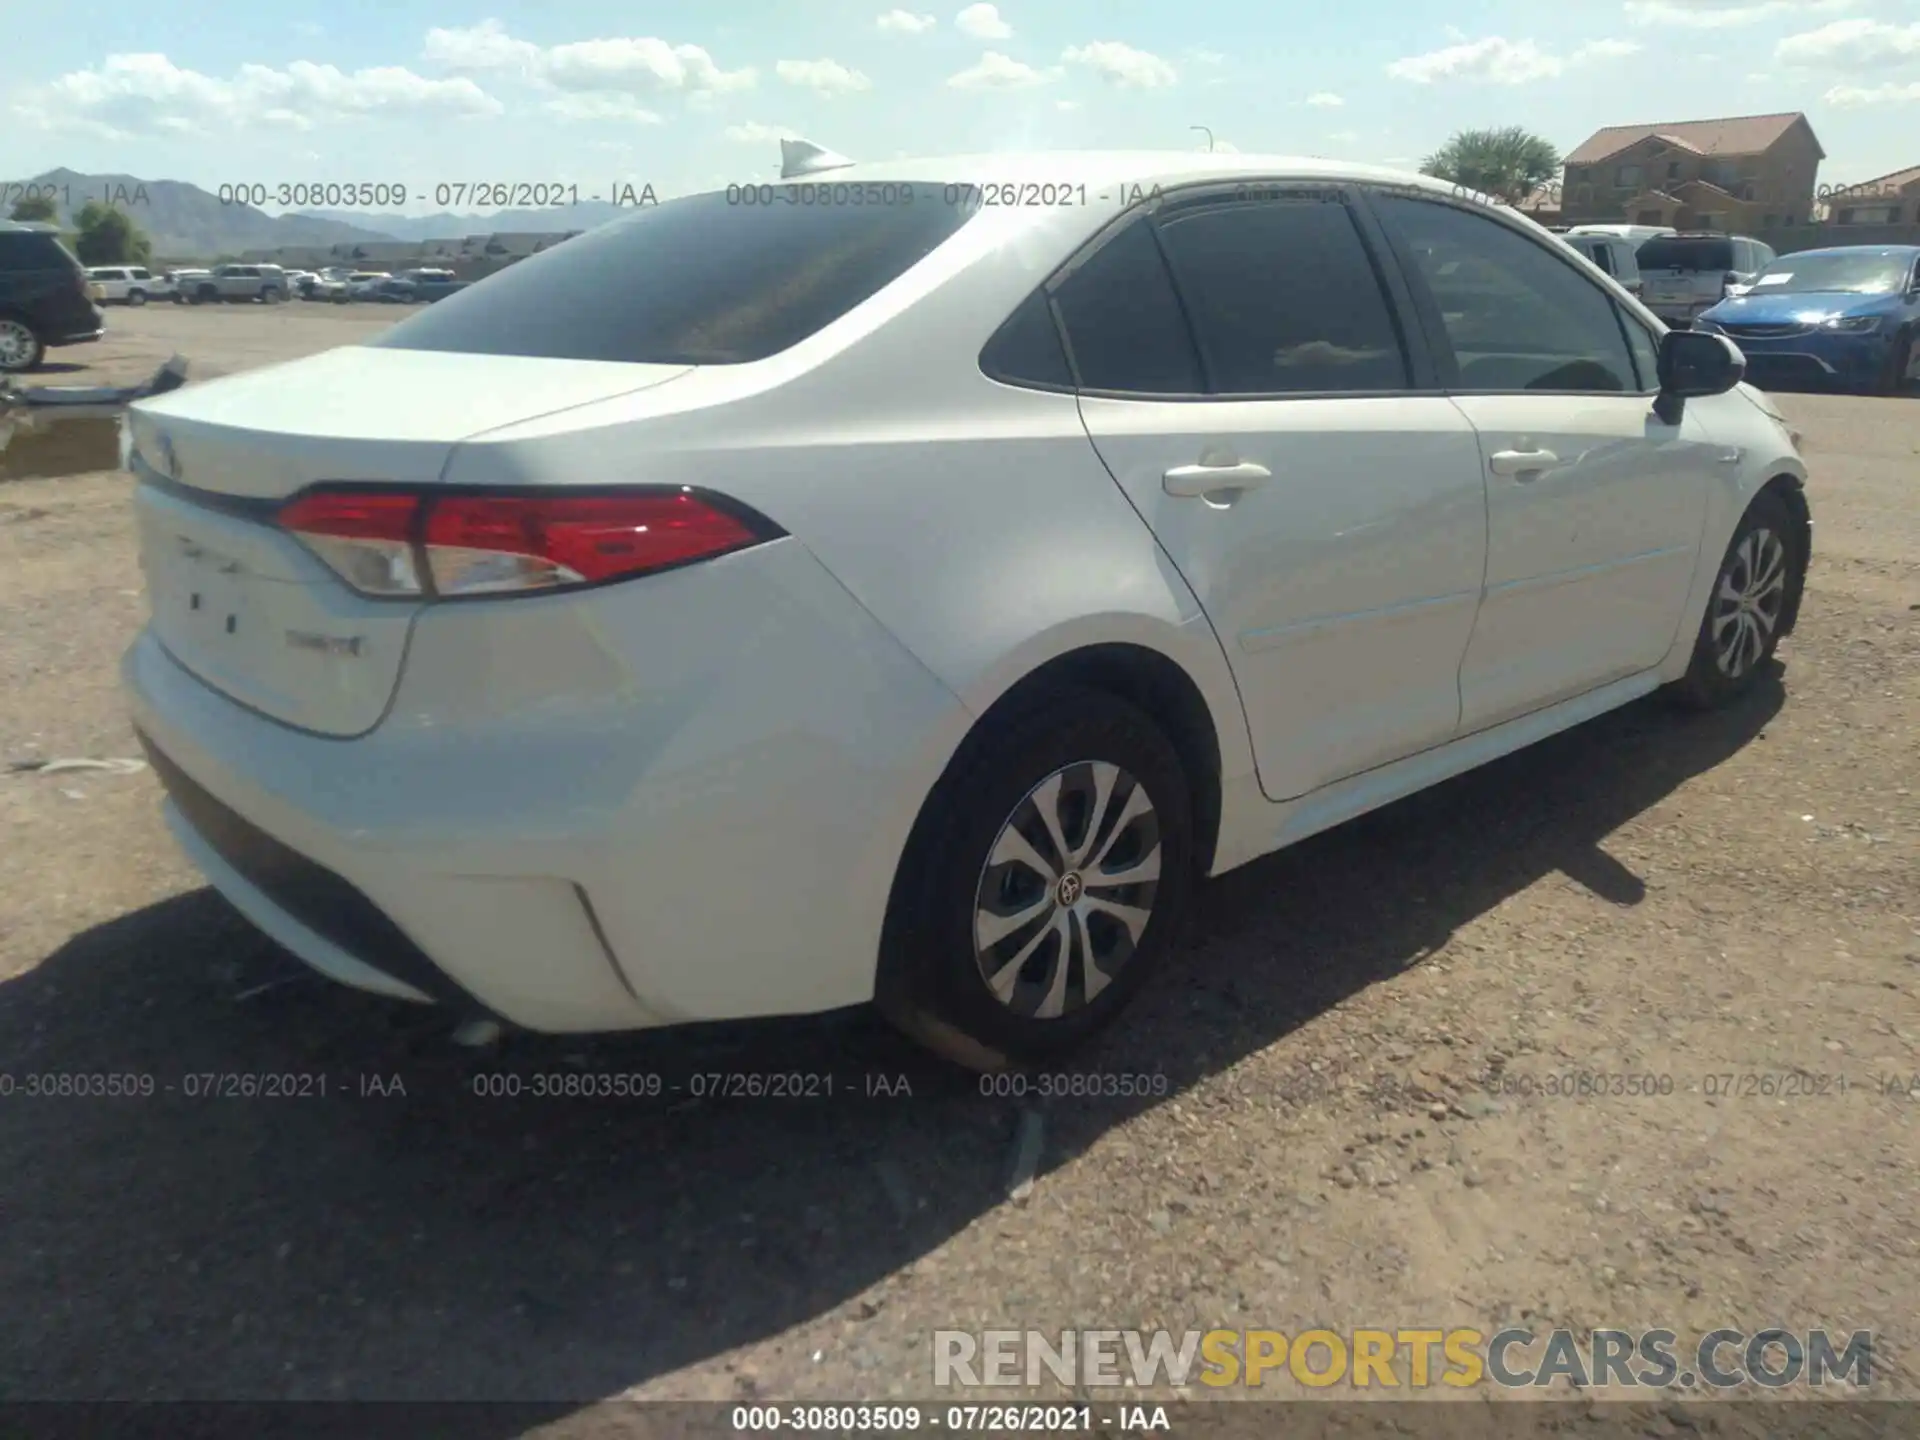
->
[121,152,1809,1068]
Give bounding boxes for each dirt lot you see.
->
[1,305,1915,1425]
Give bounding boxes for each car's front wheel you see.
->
[0,314,45,372]
[126,289,147,307]
[1880,329,1919,396]
[1668,490,1800,709]
[877,687,1194,1070]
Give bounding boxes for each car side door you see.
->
[1061,184,1490,802]
[1364,189,1720,732]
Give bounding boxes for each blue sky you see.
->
[9,0,1920,214]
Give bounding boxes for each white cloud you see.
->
[1746,69,1774,79]
[955,4,1013,40]
[724,120,801,142]
[1056,99,1081,111]
[1777,18,1920,68]
[1061,41,1178,88]
[774,58,873,95]
[876,9,937,33]
[14,52,500,138]
[1325,130,1361,144]
[543,93,662,123]
[1305,91,1345,106]
[947,51,1056,88]
[1573,39,1643,60]
[423,21,757,98]
[544,40,758,94]
[1824,79,1920,105]
[1387,35,1636,84]
[1625,0,1851,26]
[423,20,543,71]
[1185,47,1227,66]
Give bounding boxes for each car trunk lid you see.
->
[128,346,693,736]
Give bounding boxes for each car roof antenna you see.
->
[780,138,855,179]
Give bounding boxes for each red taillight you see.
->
[276,486,778,600]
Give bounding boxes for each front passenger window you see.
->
[1372,194,1636,394]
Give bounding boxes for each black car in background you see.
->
[0,222,105,373]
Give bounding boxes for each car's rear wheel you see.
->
[0,314,45,372]
[127,289,147,307]
[876,686,1194,1070]
[1668,491,1799,710]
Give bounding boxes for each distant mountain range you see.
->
[299,201,633,241]
[3,169,629,258]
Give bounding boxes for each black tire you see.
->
[1880,330,1916,397]
[1667,490,1800,710]
[875,686,1195,1070]
[126,289,147,307]
[0,313,46,373]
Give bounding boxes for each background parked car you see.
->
[87,265,175,306]
[1560,233,1644,298]
[167,269,210,303]
[299,269,350,302]
[343,272,392,301]
[391,268,470,303]
[1637,233,1775,327]
[1696,244,1920,395]
[0,220,104,373]
[1565,223,1677,248]
[183,264,289,305]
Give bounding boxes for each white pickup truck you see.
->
[86,265,176,306]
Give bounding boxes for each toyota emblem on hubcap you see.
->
[1055,872,1084,906]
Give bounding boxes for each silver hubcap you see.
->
[973,760,1161,1020]
[1711,527,1788,678]
[0,320,34,368]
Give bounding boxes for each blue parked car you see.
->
[1695,245,1920,395]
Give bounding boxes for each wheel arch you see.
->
[1757,471,1811,638]
[872,639,1230,1068]
[883,637,1234,938]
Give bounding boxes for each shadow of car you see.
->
[0,678,1781,1407]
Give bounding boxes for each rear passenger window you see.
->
[980,290,1072,389]
[1373,194,1636,394]
[1050,219,1202,394]
[1152,197,1409,394]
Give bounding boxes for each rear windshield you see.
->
[0,231,81,269]
[374,184,977,365]
[1636,236,1732,272]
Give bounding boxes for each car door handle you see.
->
[1487,449,1559,477]
[1163,461,1272,497]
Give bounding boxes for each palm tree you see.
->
[1421,127,1562,206]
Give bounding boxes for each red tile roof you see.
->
[1565,112,1818,166]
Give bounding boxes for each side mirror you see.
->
[1654,328,1745,424]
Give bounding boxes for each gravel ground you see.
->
[1,306,1916,1425]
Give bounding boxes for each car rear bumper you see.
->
[46,326,104,347]
[121,539,970,1033]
